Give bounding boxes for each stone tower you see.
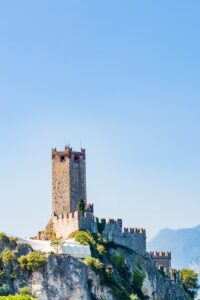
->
[52,146,87,216]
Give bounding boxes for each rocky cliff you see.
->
[29,251,190,300]
[0,233,190,300]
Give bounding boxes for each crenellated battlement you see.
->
[38,145,173,262]
[95,218,122,227]
[150,251,171,258]
[52,146,72,160]
[52,208,96,239]
[124,227,146,234]
[52,146,85,161]
[86,203,94,213]
[108,219,122,227]
[53,209,95,221]
[53,211,80,220]
[150,251,171,269]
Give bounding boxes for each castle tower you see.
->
[52,146,87,216]
[150,251,171,269]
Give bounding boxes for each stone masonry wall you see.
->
[150,251,171,269]
[102,220,146,253]
[52,148,71,215]
[53,212,79,239]
[70,151,87,212]
[53,211,97,239]
[52,147,87,216]
[79,212,97,234]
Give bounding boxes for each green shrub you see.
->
[0,249,15,267]
[69,231,96,247]
[0,285,9,296]
[0,233,9,243]
[132,269,145,291]
[84,257,103,271]
[8,237,18,245]
[18,256,27,270]
[135,257,143,270]
[18,287,31,295]
[179,269,199,298]
[0,270,6,279]
[50,238,64,254]
[96,244,106,256]
[129,294,140,300]
[10,271,17,279]
[105,267,112,278]
[111,253,125,272]
[18,252,46,272]
[97,233,103,242]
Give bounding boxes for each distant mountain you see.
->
[148,225,200,270]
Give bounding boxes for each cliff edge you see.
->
[0,233,191,300]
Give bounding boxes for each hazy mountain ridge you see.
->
[148,225,200,269]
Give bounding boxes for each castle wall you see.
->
[79,212,97,233]
[53,211,97,239]
[150,251,171,269]
[101,219,146,253]
[53,212,79,239]
[122,228,146,253]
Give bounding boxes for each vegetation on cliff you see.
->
[70,230,198,300]
[0,231,198,300]
[179,269,199,298]
[0,233,46,298]
[18,252,46,272]
[70,231,154,299]
[68,230,106,256]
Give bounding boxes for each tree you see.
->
[69,230,96,246]
[132,269,145,291]
[50,237,64,254]
[18,252,46,272]
[0,248,15,267]
[179,269,199,298]
[77,197,85,216]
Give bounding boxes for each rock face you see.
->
[27,251,189,300]
[0,235,190,300]
[30,255,90,300]
[29,255,115,300]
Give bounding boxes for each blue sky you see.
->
[0,1,200,239]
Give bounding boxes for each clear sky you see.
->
[0,1,200,239]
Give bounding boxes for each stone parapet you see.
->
[150,251,171,269]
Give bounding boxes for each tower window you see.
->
[74,155,79,162]
[60,156,65,162]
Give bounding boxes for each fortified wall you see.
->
[100,218,146,253]
[52,204,97,239]
[37,146,172,261]
[150,251,171,269]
